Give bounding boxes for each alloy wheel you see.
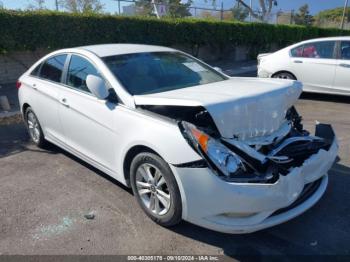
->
[135,163,171,216]
[27,112,40,143]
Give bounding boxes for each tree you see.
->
[27,0,46,10]
[167,0,192,18]
[235,0,277,22]
[135,0,154,16]
[59,0,104,13]
[230,2,248,21]
[314,6,350,28]
[314,7,350,23]
[294,4,313,26]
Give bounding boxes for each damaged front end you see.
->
[179,106,337,184]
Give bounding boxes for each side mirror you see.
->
[213,66,223,73]
[86,75,109,100]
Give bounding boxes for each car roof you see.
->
[299,36,350,44]
[76,44,176,57]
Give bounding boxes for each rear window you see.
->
[39,55,67,83]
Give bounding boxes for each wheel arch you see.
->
[123,145,161,187]
[271,70,297,80]
[22,103,31,115]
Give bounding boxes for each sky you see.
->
[0,0,348,14]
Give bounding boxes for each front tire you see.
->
[130,152,182,227]
[25,107,46,148]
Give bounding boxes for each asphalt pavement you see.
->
[0,67,350,258]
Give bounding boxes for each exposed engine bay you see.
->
[139,104,335,184]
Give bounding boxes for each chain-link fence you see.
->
[112,0,297,24]
[112,1,299,25]
[113,0,232,20]
[3,0,349,28]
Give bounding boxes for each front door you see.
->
[333,41,350,95]
[58,54,118,172]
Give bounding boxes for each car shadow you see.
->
[48,142,133,194]
[300,93,350,104]
[0,123,59,158]
[0,122,136,194]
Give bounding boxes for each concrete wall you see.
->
[0,45,250,85]
[0,49,48,84]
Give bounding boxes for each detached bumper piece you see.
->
[315,123,336,143]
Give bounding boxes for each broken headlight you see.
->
[181,122,246,178]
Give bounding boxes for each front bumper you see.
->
[170,135,338,234]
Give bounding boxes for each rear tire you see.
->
[130,152,182,227]
[272,72,296,80]
[25,107,46,148]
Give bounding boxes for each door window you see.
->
[30,63,42,76]
[66,55,101,93]
[39,55,67,82]
[291,42,336,59]
[340,41,350,60]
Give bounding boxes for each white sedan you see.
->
[18,44,338,234]
[258,36,350,96]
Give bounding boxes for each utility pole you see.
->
[340,0,349,30]
[55,0,59,11]
[220,1,223,21]
[249,0,252,22]
[152,0,160,19]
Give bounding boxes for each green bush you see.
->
[0,10,348,54]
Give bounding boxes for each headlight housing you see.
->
[181,122,247,179]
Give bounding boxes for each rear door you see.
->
[27,54,67,143]
[58,54,118,172]
[333,40,350,95]
[290,41,337,93]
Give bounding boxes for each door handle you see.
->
[339,63,350,68]
[32,84,38,90]
[60,98,70,107]
[293,60,303,63]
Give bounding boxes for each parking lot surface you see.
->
[0,93,349,257]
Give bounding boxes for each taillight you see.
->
[16,80,22,89]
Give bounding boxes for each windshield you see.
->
[102,52,227,95]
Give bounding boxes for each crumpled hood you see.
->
[134,77,302,140]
